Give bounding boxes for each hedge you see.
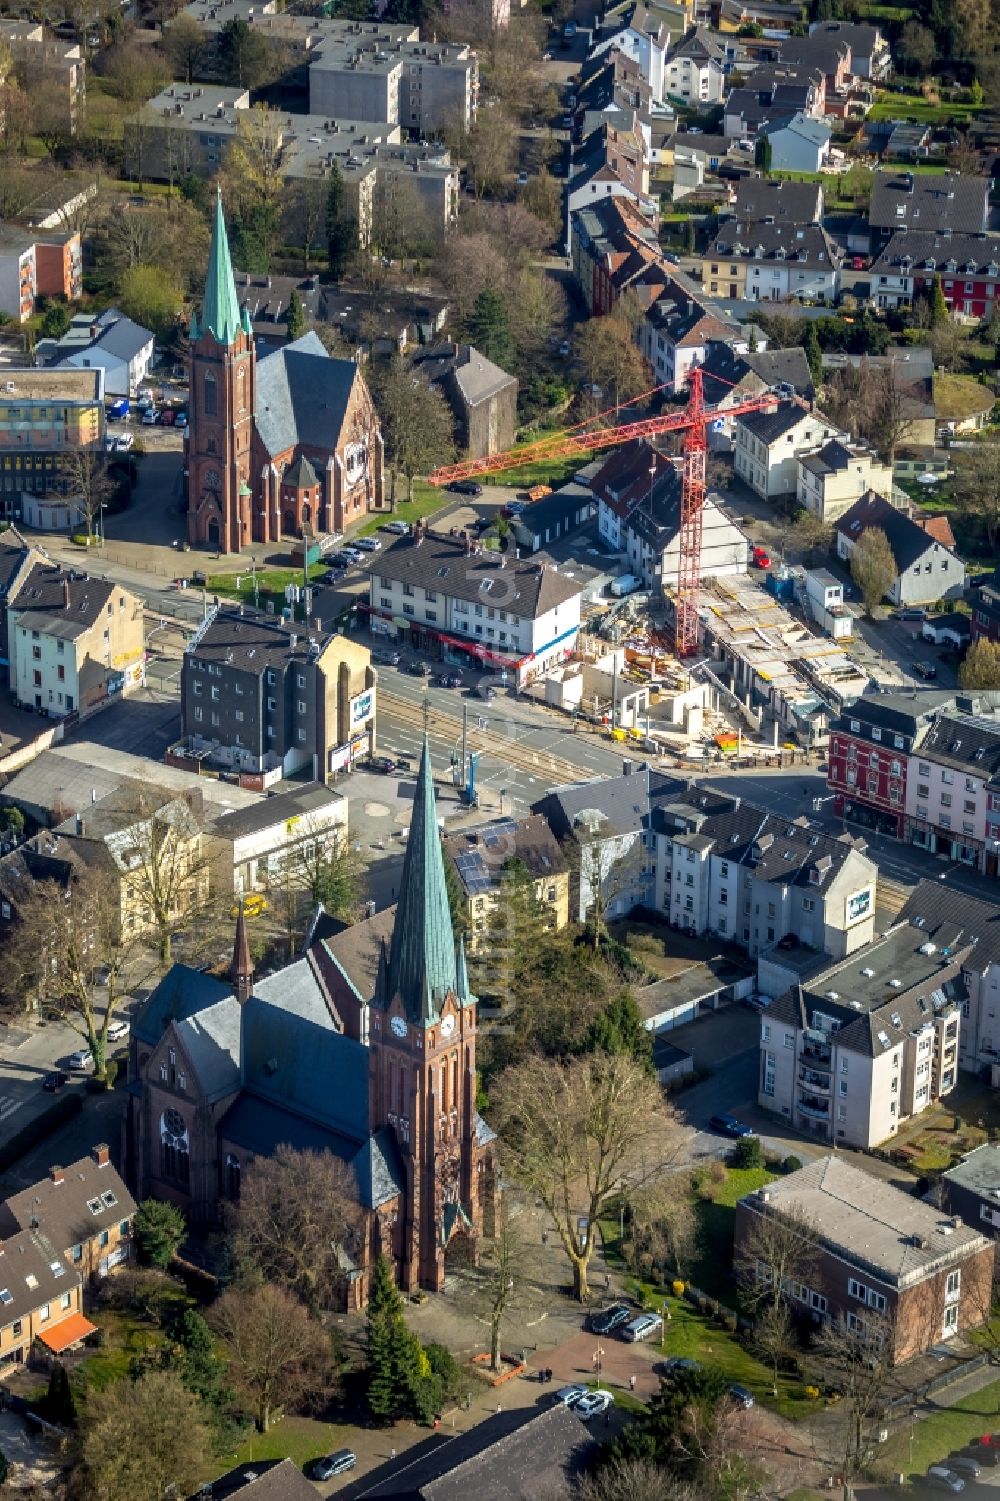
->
[0,1094,83,1173]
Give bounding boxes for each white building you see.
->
[664,26,726,103]
[835,491,966,607]
[56,308,155,398]
[734,401,841,499]
[805,568,853,640]
[205,781,349,899]
[590,18,668,101]
[369,526,583,685]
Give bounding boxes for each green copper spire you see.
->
[388,733,457,1025]
[201,189,243,347]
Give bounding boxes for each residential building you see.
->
[942,1144,1000,1234]
[0,1228,90,1370]
[762,112,832,172]
[971,577,1000,648]
[204,781,349,899]
[180,608,376,781]
[9,562,145,720]
[571,195,664,315]
[871,229,1000,320]
[190,1460,322,1501]
[33,229,82,302]
[411,343,518,461]
[443,814,570,953]
[368,526,584,685]
[755,919,966,1148]
[724,176,824,224]
[827,690,939,840]
[1,20,86,135]
[867,171,990,254]
[820,347,936,452]
[126,739,498,1302]
[664,26,726,102]
[704,220,841,303]
[897,881,1000,1078]
[565,119,657,253]
[0,830,87,935]
[640,294,744,394]
[701,341,813,445]
[796,440,895,523]
[723,72,824,140]
[903,709,1000,867]
[651,784,877,959]
[589,5,671,100]
[0,1145,137,1283]
[834,490,965,605]
[510,483,595,555]
[735,1157,992,1360]
[308,31,478,133]
[733,401,841,499]
[52,308,155,399]
[533,765,682,923]
[186,195,382,552]
[592,441,749,588]
[0,371,105,527]
[806,18,892,78]
[0,229,36,324]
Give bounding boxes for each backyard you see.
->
[887,1081,1000,1173]
[868,90,984,126]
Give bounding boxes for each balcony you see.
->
[798,1067,831,1093]
[802,1042,832,1066]
[797,1093,830,1120]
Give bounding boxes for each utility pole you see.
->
[461,700,468,783]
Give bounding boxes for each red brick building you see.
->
[826,695,924,837]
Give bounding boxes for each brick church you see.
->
[186,193,383,554]
[123,737,497,1301]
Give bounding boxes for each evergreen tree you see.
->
[286,290,305,342]
[365,1255,426,1422]
[754,134,772,176]
[587,991,654,1073]
[46,1363,76,1426]
[133,1199,186,1269]
[166,1308,231,1412]
[465,289,513,369]
[326,164,356,279]
[804,322,823,389]
[929,275,949,328]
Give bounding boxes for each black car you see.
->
[42,1070,68,1092]
[406,660,431,676]
[709,1113,754,1138]
[447,480,483,496]
[589,1303,632,1335]
[914,661,938,680]
[369,756,399,774]
[373,649,401,666]
[963,1443,1000,1467]
[310,1450,357,1481]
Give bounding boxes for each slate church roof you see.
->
[255,331,361,459]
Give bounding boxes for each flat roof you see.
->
[943,1142,1000,1199]
[0,368,104,404]
[742,1154,989,1287]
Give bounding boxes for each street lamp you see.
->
[592,1345,605,1390]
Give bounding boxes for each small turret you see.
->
[232,902,254,1004]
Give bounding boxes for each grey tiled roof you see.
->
[868,170,990,234]
[189,1458,319,1501]
[187,606,333,678]
[134,963,234,1046]
[209,782,345,841]
[734,399,812,444]
[872,228,1000,278]
[710,218,840,270]
[11,561,116,640]
[0,1152,136,1255]
[352,1126,404,1209]
[375,531,582,619]
[898,879,1000,972]
[835,490,945,575]
[533,767,684,840]
[730,176,822,224]
[175,996,242,1103]
[255,332,360,459]
[0,1228,83,1325]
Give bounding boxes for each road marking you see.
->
[0,1096,25,1124]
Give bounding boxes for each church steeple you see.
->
[232,902,254,1004]
[387,734,457,1025]
[201,189,243,347]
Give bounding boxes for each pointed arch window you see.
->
[204,370,217,417]
[225,1154,241,1200]
[160,1109,189,1186]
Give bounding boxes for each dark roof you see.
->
[11,561,116,640]
[375,531,582,620]
[916,710,1000,777]
[532,766,684,841]
[0,527,35,601]
[898,879,1000,974]
[798,437,873,479]
[282,454,319,491]
[208,783,345,841]
[255,332,361,458]
[191,1459,319,1501]
[186,606,334,679]
[357,1404,597,1499]
[776,28,851,73]
[0,1151,136,1255]
[133,963,233,1046]
[710,218,840,270]
[830,688,956,744]
[807,18,885,56]
[444,814,568,899]
[868,170,990,234]
[730,177,822,224]
[0,1228,82,1325]
[834,490,950,574]
[700,341,814,405]
[734,398,812,444]
[413,342,517,408]
[872,228,1000,278]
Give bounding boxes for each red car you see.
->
[849,255,867,271]
[158,408,177,426]
[752,546,771,569]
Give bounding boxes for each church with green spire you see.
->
[125,732,496,1302]
[186,192,383,554]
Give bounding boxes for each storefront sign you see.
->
[350,687,375,728]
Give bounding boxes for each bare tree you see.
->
[163,12,206,83]
[735,1201,819,1315]
[576,1460,703,1501]
[812,1311,898,1499]
[60,446,116,541]
[490,1051,683,1300]
[569,818,650,952]
[849,527,897,617]
[953,440,1000,549]
[211,1283,333,1433]
[752,1299,794,1396]
[821,358,920,465]
[265,816,364,957]
[626,1175,699,1279]
[99,787,211,968]
[454,1196,540,1372]
[229,1144,362,1313]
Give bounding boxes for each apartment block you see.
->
[0,371,105,527]
[1,20,86,136]
[0,229,36,324]
[733,401,841,499]
[758,915,965,1148]
[652,784,878,963]
[34,229,82,301]
[308,32,478,132]
[735,1157,992,1363]
[180,608,376,781]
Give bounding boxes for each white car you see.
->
[621,1312,662,1342]
[106,1019,130,1042]
[552,1384,587,1408]
[355,536,382,551]
[339,547,364,563]
[575,1391,614,1421]
[141,408,158,425]
[115,433,134,451]
[67,1047,95,1071]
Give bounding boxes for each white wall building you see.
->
[734,402,841,499]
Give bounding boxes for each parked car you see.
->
[42,1070,68,1092]
[947,1457,982,1479]
[447,480,483,496]
[141,408,158,425]
[558,339,571,357]
[310,1450,357,1481]
[964,1442,1000,1466]
[552,1384,588,1408]
[67,1048,94,1071]
[589,1304,632,1336]
[406,660,431,676]
[892,607,927,621]
[158,408,176,426]
[325,559,350,576]
[191,570,207,586]
[621,1312,662,1342]
[435,671,462,688]
[174,411,188,429]
[339,547,364,563]
[709,1113,754,1138]
[729,1385,755,1409]
[751,545,771,569]
[369,755,401,774]
[106,1019,130,1043]
[516,171,529,187]
[914,662,938,680]
[355,536,382,551]
[926,1468,965,1493]
[382,519,409,533]
[114,433,134,451]
[575,1391,614,1421]
[373,649,401,666]
[656,1356,701,1378]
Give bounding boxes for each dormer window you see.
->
[946,259,957,273]
[775,246,785,260]
[754,245,764,258]
[923,258,935,270]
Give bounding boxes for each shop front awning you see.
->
[37,1312,97,1353]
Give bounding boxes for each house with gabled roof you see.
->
[411,342,518,461]
[834,490,965,604]
[796,437,894,522]
[733,400,841,498]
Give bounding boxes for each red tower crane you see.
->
[427,370,782,656]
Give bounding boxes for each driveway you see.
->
[0,1409,64,1490]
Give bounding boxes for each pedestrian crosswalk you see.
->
[0,1095,25,1125]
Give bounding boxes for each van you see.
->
[621,1312,662,1342]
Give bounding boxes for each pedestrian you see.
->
[390,1448,396,1462]
[548,1368,553,1384]
[542,1229,548,1246]
[629,1374,636,1392]
[604,1410,611,1428]
[605,1272,611,1291]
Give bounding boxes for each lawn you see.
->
[877,1379,1000,1479]
[868,91,983,125]
[206,561,330,614]
[655,1295,815,1420]
[227,1414,355,1473]
[76,1296,194,1394]
[690,1164,779,1302]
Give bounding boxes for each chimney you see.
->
[62,577,70,609]
[622,758,634,775]
[92,1143,110,1168]
[75,814,85,836]
[49,1165,64,1185]
[232,904,254,1004]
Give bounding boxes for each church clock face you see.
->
[440,1014,455,1038]
[390,1015,407,1039]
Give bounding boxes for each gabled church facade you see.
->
[123,737,496,1302]
[186,194,383,555]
